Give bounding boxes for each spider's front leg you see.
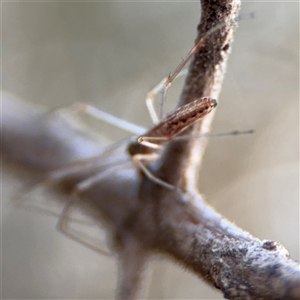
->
[145,69,188,123]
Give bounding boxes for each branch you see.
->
[156,0,241,191]
[2,0,299,299]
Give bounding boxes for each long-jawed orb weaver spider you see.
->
[12,19,251,254]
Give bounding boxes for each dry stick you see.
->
[134,0,300,299]
[3,96,299,300]
[117,236,150,300]
[156,1,240,191]
[2,1,300,300]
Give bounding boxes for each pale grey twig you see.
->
[2,0,299,299]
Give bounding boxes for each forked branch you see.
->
[2,0,299,299]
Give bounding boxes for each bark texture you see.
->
[2,0,299,299]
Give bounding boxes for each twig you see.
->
[156,0,241,191]
[2,0,299,299]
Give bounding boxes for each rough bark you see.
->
[2,0,299,299]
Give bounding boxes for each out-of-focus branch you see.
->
[2,0,300,299]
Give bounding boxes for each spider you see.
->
[12,19,251,254]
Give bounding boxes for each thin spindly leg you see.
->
[56,102,146,135]
[138,129,255,146]
[55,68,186,133]
[57,162,132,255]
[147,20,234,122]
[55,100,179,191]
[11,138,128,222]
[146,69,188,123]
[12,102,146,253]
[71,162,132,194]
[57,196,113,256]
[132,154,175,191]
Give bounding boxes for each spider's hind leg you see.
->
[57,195,113,256]
[57,162,132,256]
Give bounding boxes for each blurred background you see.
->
[2,1,299,299]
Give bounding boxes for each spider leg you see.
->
[138,129,255,145]
[57,195,113,256]
[54,102,146,135]
[57,162,132,255]
[132,153,175,191]
[11,138,128,222]
[145,69,188,123]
